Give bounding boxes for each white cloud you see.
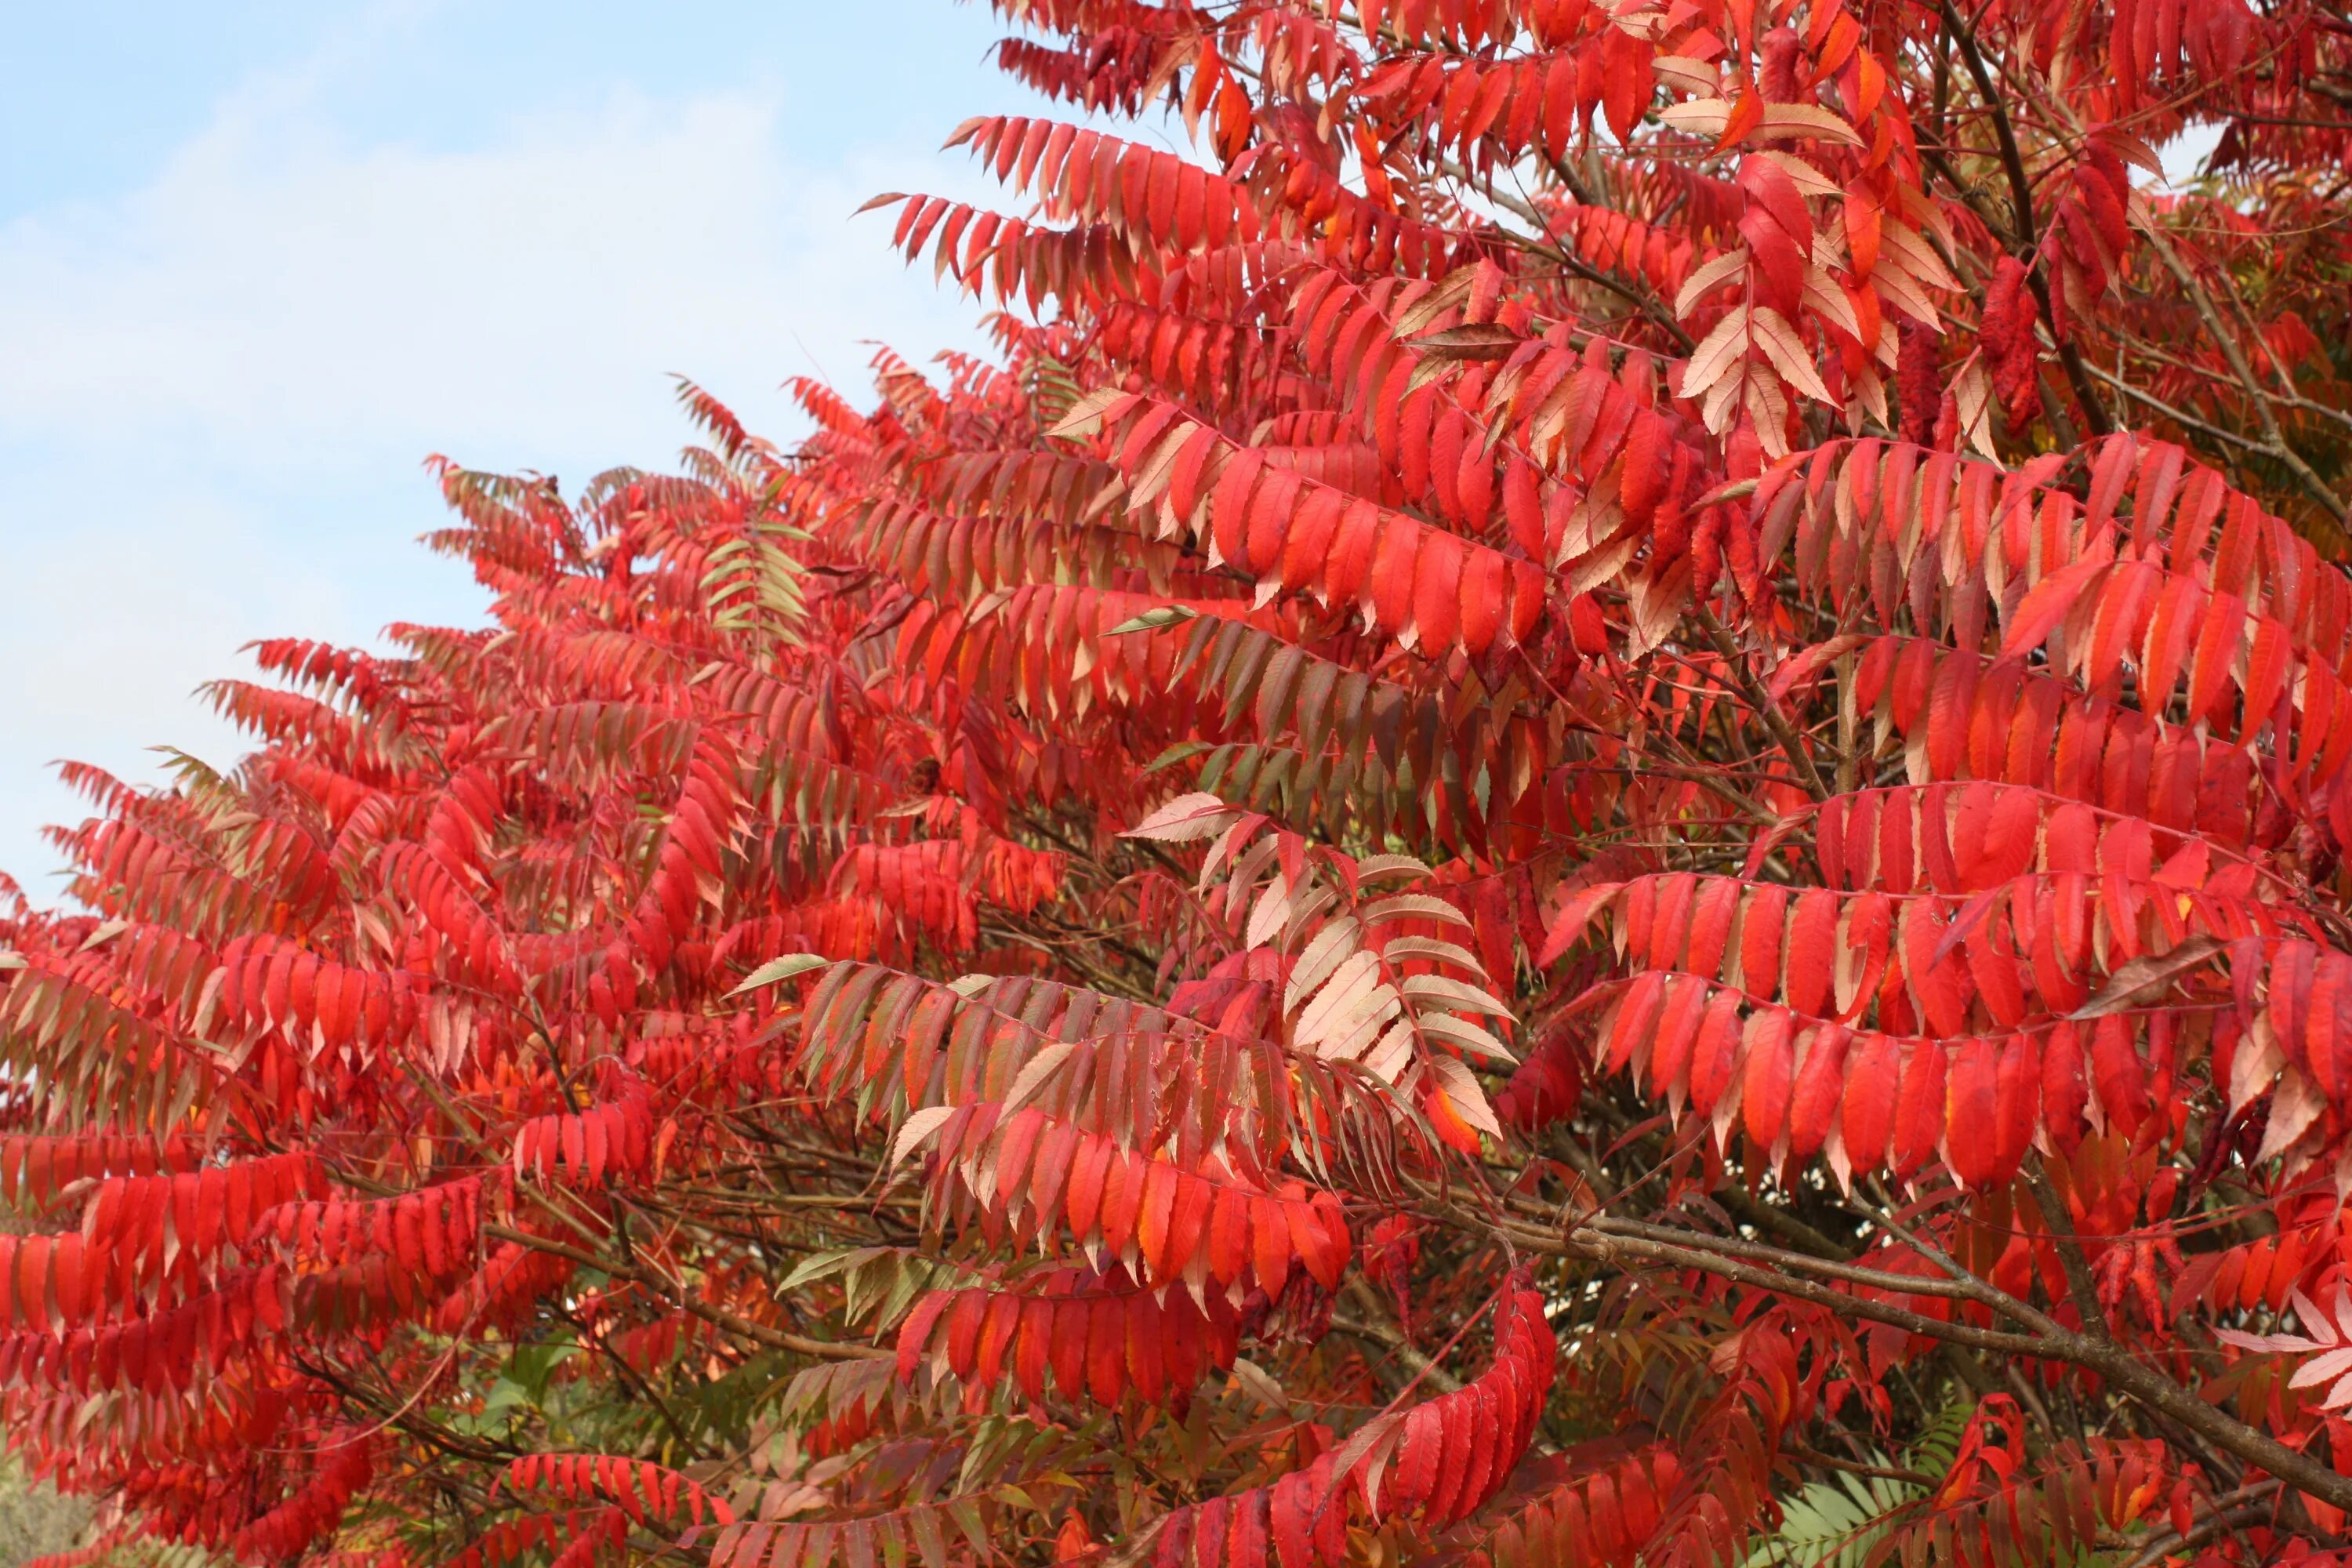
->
[0,88,999,468]
[2156,122,2226,188]
[0,495,351,902]
[0,61,1011,888]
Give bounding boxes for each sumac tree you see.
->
[3,0,2351,1565]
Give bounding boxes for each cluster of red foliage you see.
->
[2,0,2350,1564]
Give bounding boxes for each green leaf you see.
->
[1143,741,1215,774]
[729,953,832,995]
[478,1380,534,1417]
[1105,604,1197,635]
[782,1245,895,1293]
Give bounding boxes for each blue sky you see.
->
[0,1,1060,892]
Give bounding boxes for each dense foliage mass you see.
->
[4,0,2352,1563]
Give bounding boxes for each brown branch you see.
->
[2132,221,2347,521]
[482,1221,888,1363]
[1438,1194,2352,1515]
[1335,1277,1465,1395]
[1933,0,2114,434]
[1694,604,1831,801]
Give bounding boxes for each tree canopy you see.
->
[3,0,2352,1565]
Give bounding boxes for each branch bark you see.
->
[1438,1196,2352,1515]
